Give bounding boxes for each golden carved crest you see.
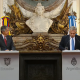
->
[14,34,59,51]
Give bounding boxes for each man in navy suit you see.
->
[0,26,15,51]
[59,26,80,50]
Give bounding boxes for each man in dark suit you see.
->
[59,26,80,50]
[0,26,15,51]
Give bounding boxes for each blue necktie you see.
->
[72,38,74,50]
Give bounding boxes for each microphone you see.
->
[65,37,71,50]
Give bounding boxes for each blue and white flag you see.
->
[68,15,77,27]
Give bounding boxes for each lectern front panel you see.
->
[62,50,80,80]
[0,51,19,80]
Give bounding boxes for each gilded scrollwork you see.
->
[14,34,59,51]
[4,0,76,36]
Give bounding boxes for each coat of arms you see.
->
[4,58,11,66]
[71,57,77,66]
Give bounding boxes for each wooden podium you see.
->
[62,50,80,80]
[0,51,19,80]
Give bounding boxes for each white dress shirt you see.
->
[70,37,75,50]
[2,34,7,40]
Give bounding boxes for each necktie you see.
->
[72,38,74,50]
[4,37,7,46]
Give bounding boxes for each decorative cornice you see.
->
[17,0,64,12]
[14,34,60,51]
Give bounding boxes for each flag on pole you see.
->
[68,15,77,35]
[1,16,11,35]
[68,15,77,27]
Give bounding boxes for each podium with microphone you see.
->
[0,51,19,80]
[62,50,80,80]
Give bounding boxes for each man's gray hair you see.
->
[1,26,9,33]
[69,26,77,32]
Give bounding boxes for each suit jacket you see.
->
[0,34,15,50]
[59,35,80,50]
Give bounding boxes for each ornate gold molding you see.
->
[14,34,60,51]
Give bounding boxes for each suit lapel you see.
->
[67,35,70,50]
[75,36,77,50]
[6,36,10,48]
[0,34,6,47]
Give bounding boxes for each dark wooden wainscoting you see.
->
[19,51,62,80]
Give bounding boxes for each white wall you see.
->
[0,0,3,30]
